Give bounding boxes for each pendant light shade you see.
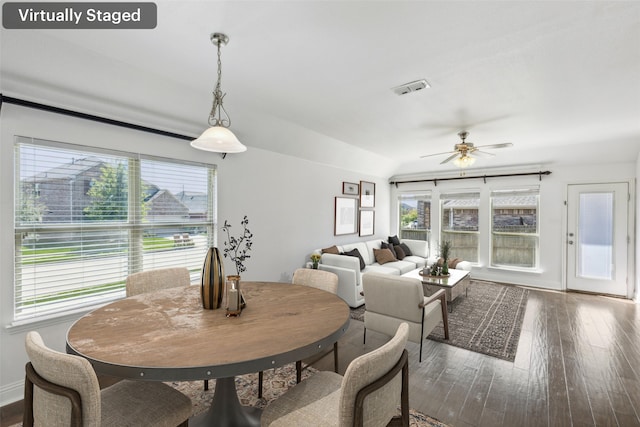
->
[191,126,247,153]
[192,32,247,154]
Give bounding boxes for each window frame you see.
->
[13,137,216,323]
[490,187,540,269]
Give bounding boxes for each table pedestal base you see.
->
[191,377,261,427]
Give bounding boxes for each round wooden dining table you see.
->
[66,281,351,427]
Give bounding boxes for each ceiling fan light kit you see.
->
[191,32,247,154]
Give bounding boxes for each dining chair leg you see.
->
[333,342,339,373]
[204,380,209,391]
[258,371,263,398]
[296,361,302,383]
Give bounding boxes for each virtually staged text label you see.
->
[3,2,157,29]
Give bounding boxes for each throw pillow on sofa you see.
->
[380,241,397,259]
[321,245,340,254]
[388,235,401,245]
[373,248,397,265]
[398,242,413,256]
[393,244,406,260]
[341,248,365,271]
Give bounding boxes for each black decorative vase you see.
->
[201,247,225,309]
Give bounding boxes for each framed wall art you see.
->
[342,182,359,195]
[334,197,358,235]
[359,210,375,237]
[360,181,375,208]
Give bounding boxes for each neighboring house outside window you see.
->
[440,191,480,263]
[491,188,540,269]
[13,137,216,322]
[398,193,431,245]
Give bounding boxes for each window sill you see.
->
[486,265,543,275]
[5,303,109,334]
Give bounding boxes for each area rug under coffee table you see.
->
[351,279,529,362]
[170,364,449,427]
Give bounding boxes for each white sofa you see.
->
[315,238,471,308]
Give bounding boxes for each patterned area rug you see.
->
[169,364,449,426]
[351,280,529,362]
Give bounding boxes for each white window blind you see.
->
[14,137,215,322]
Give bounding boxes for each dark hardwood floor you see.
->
[316,287,640,427]
[2,287,638,427]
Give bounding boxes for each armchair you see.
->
[362,272,449,362]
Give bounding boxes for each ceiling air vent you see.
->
[392,79,430,96]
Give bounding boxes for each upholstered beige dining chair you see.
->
[258,268,340,398]
[362,272,449,362]
[125,266,191,297]
[261,322,410,427]
[24,331,192,427]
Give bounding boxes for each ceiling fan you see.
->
[420,131,513,168]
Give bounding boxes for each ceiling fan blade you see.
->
[420,150,457,159]
[472,150,495,157]
[440,153,460,164]
[474,142,514,150]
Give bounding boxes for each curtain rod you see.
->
[390,170,552,187]
[0,94,196,142]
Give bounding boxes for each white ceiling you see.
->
[2,1,639,178]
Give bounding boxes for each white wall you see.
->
[390,162,637,292]
[0,105,390,405]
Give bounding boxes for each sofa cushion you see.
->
[381,260,417,275]
[393,245,406,260]
[363,265,401,276]
[388,235,400,245]
[373,248,396,265]
[341,248,365,271]
[321,245,340,254]
[403,255,427,268]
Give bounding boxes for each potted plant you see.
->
[440,240,451,275]
[222,215,253,275]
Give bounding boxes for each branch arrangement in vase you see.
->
[222,215,253,275]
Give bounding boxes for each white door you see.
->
[566,183,629,297]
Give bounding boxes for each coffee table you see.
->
[402,268,470,311]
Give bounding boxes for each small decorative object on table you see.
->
[222,216,253,315]
[200,247,225,309]
[310,253,321,269]
[225,275,242,317]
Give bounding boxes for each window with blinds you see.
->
[490,187,539,268]
[14,137,215,322]
[440,191,480,262]
[398,192,431,243]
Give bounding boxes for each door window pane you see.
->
[398,193,431,242]
[440,191,479,262]
[578,192,613,279]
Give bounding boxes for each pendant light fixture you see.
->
[191,33,247,154]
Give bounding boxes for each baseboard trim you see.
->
[1,380,23,408]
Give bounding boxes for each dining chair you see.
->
[125,266,191,297]
[24,331,192,427]
[362,272,449,362]
[261,322,410,427]
[258,268,340,398]
[126,267,211,390]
